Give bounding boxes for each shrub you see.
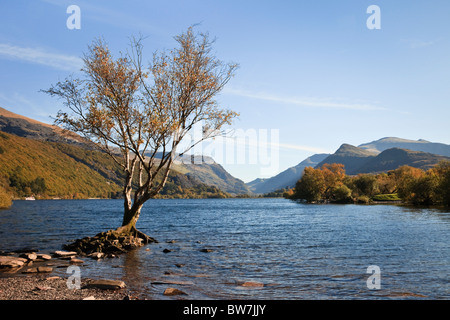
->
[0,187,12,209]
[331,185,353,203]
[356,195,371,204]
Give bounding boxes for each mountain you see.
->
[147,152,250,195]
[358,137,450,157]
[354,148,450,174]
[173,161,250,195]
[0,107,250,197]
[247,153,329,194]
[316,144,378,175]
[251,137,450,193]
[0,106,93,148]
[316,143,450,175]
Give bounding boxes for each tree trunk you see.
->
[121,203,142,232]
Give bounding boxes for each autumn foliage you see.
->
[291,161,450,206]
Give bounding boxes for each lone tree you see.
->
[43,27,238,251]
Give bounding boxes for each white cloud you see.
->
[0,43,83,71]
[223,87,386,111]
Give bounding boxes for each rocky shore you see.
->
[0,276,130,300]
[0,249,132,300]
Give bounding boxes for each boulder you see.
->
[22,267,38,273]
[37,266,53,273]
[85,279,126,290]
[20,252,37,261]
[36,254,52,260]
[54,250,77,257]
[70,257,84,264]
[0,256,27,272]
[163,288,188,296]
[88,252,104,259]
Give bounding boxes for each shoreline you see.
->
[0,274,131,300]
[0,251,135,300]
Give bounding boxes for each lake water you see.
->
[0,198,449,299]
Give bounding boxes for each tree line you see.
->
[287,162,450,207]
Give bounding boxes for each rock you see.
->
[37,267,53,273]
[199,248,214,253]
[70,257,84,264]
[0,256,27,272]
[88,252,104,259]
[241,281,264,287]
[70,259,84,264]
[174,264,185,268]
[23,267,53,273]
[86,279,126,290]
[19,252,37,261]
[83,296,96,300]
[167,240,177,244]
[36,254,52,260]
[163,249,172,253]
[54,250,77,257]
[163,288,188,296]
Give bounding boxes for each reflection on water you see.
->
[0,199,449,299]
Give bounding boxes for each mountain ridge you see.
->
[247,153,329,194]
[358,137,450,157]
[247,137,450,194]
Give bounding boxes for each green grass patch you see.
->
[372,193,401,201]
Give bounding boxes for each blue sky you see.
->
[1,1,450,182]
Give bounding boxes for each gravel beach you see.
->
[0,251,136,300]
[0,275,132,300]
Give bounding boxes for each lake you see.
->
[0,198,449,299]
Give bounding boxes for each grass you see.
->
[372,193,401,201]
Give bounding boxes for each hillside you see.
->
[0,106,92,147]
[354,148,450,174]
[0,108,250,198]
[0,131,232,199]
[247,153,329,194]
[0,131,121,199]
[358,137,450,157]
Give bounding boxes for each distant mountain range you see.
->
[358,137,450,156]
[247,137,450,194]
[2,106,449,197]
[0,106,250,197]
[247,154,328,194]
